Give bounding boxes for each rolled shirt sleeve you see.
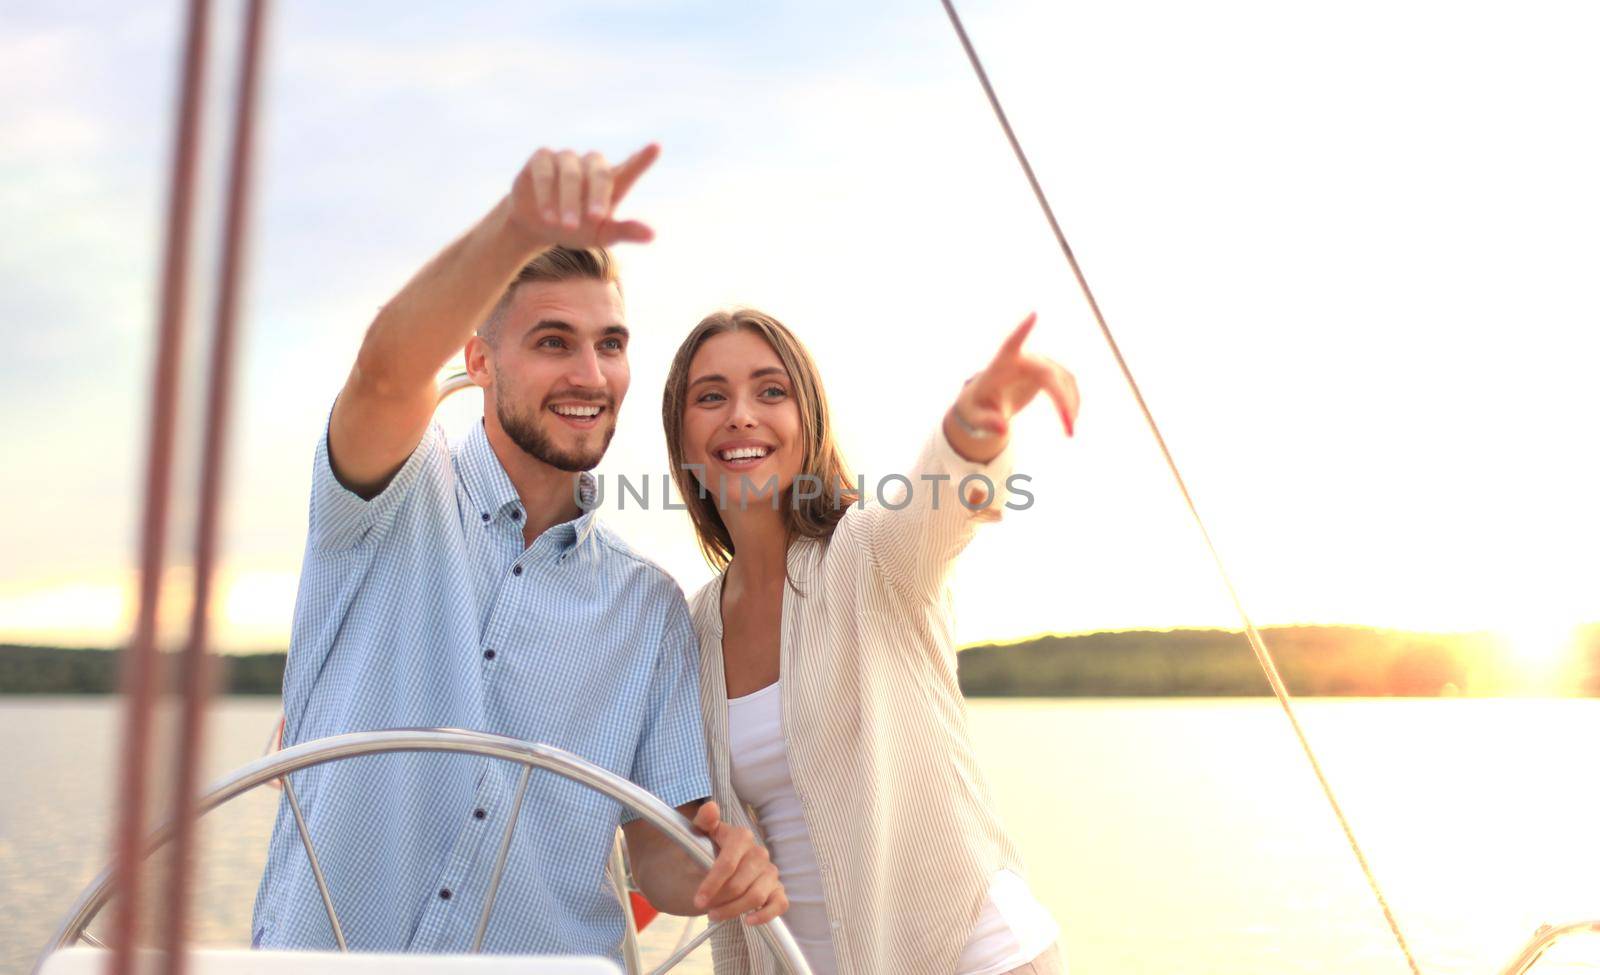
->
[867,421,1017,606]
[308,409,448,552]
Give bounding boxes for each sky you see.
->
[1,0,1597,654]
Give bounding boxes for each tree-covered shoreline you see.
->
[0,644,289,695]
[957,625,1600,697]
[5,625,1596,697]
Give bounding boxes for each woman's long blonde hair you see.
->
[661,309,860,574]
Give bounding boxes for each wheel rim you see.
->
[36,728,811,975]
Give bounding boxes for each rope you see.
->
[937,3,1423,972]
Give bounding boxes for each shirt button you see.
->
[438,888,452,900]
[480,512,489,522]
[511,565,522,576]
[509,509,522,521]
[473,808,487,820]
[483,649,495,661]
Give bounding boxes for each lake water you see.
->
[3,697,1598,974]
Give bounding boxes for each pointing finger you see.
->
[993,312,1038,364]
[611,142,661,206]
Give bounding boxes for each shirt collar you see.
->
[459,420,602,554]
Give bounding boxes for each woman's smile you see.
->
[710,438,776,472]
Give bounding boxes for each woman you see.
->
[661,307,1079,975]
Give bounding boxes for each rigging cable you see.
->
[937,3,1423,972]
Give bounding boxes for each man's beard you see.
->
[495,384,616,473]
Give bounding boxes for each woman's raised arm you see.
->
[867,312,1080,604]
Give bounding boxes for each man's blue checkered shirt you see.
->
[251,416,710,957]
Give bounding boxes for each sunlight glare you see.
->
[1495,619,1579,685]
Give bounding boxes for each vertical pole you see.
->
[160,5,271,970]
[108,1,212,970]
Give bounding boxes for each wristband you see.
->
[950,404,996,440]
[954,374,997,438]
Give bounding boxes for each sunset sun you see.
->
[1496,619,1580,676]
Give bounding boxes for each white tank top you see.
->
[727,680,1059,975]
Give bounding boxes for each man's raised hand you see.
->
[508,143,660,250]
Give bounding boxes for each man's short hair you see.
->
[478,246,619,345]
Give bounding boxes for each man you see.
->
[252,144,785,957]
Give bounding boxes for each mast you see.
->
[109,3,270,972]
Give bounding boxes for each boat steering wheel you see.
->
[35,728,813,975]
